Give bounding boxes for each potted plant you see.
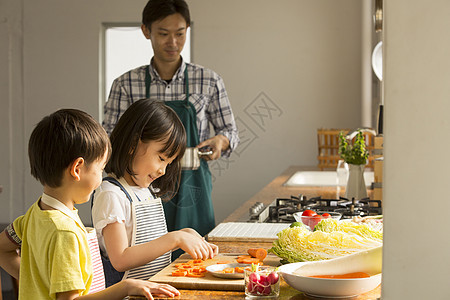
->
[339,130,369,200]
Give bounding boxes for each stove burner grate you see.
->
[263,195,382,223]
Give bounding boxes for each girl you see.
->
[92,99,218,287]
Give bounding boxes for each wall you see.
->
[189,0,363,222]
[382,0,450,298]
[0,0,363,225]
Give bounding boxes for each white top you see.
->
[91,180,157,256]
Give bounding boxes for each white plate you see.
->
[372,41,383,81]
[279,262,381,298]
[205,263,247,279]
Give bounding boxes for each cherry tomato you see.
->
[301,210,316,227]
[322,213,331,219]
[309,214,323,230]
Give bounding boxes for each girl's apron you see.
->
[145,65,215,258]
[39,196,105,294]
[100,176,171,287]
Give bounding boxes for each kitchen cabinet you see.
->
[130,166,380,299]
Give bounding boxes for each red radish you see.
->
[247,280,256,293]
[267,271,279,285]
[259,274,269,286]
[257,285,272,295]
[249,272,260,284]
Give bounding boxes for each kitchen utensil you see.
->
[374,0,383,32]
[377,104,384,135]
[372,41,383,81]
[279,262,381,298]
[180,147,213,170]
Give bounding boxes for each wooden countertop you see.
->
[130,166,380,299]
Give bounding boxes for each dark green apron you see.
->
[145,66,214,257]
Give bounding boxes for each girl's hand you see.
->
[124,279,180,298]
[176,230,218,260]
[208,242,219,257]
[179,228,219,259]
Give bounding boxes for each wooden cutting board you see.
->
[149,253,281,291]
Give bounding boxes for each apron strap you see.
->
[103,177,134,203]
[145,65,189,102]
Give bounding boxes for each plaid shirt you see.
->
[103,59,239,157]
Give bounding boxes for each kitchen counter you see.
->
[225,165,373,223]
[130,166,380,299]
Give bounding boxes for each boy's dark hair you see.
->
[106,99,186,200]
[29,109,111,188]
[142,0,190,30]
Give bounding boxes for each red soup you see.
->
[309,272,371,279]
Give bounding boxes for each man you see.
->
[103,0,239,256]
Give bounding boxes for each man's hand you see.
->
[196,135,230,161]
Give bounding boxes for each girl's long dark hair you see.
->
[105,99,186,200]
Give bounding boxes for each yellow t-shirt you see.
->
[12,199,92,299]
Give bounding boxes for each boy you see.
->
[0,109,179,299]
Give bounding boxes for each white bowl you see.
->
[293,211,342,230]
[279,262,381,298]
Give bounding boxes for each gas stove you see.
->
[247,195,382,223]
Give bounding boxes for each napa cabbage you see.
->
[314,218,383,241]
[269,220,382,263]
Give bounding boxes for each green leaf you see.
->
[338,130,369,165]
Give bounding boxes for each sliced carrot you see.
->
[247,248,268,261]
[186,271,206,277]
[216,260,232,264]
[242,257,261,264]
[171,270,188,276]
[223,267,235,274]
[187,259,204,265]
[191,266,207,273]
[178,264,193,270]
[235,267,245,273]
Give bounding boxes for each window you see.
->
[100,24,191,121]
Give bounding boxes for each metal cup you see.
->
[180,147,213,170]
